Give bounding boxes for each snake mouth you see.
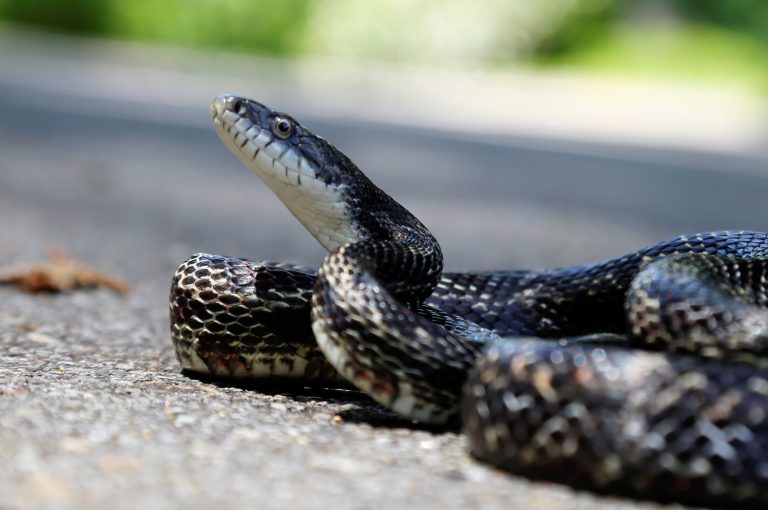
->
[211,94,312,187]
[211,94,360,250]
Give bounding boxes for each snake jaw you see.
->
[212,94,361,251]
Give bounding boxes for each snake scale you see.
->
[170,94,768,508]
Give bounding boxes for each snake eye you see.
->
[272,116,295,140]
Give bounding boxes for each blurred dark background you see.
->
[0,0,766,275]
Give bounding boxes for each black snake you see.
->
[170,94,768,508]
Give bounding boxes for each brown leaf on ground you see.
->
[0,249,130,294]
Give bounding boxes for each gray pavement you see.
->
[2,31,767,510]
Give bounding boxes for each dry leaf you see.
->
[0,248,129,294]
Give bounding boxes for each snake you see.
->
[170,93,768,508]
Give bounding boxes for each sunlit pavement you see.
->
[0,28,765,510]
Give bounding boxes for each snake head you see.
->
[212,93,374,251]
[211,94,436,254]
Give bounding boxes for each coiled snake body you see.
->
[170,94,768,508]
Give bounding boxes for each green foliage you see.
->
[535,1,618,57]
[0,0,312,55]
[107,0,311,55]
[0,0,112,34]
[2,0,766,62]
[535,0,768,93]
[541,23,768,94]
[299,0,614,64]
[671,0,768,40]
[0,0,766,92]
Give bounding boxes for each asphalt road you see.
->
[1,36,767,510]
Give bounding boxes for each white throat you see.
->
[215,110,361,251]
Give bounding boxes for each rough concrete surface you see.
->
[3,32,768,510]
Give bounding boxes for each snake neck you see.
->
[329,239,443,306]
[300,147,445,303]
[347,188,444,303]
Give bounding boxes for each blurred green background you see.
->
[1,0,766,94]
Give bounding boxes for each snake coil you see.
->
[170,94,768,509]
